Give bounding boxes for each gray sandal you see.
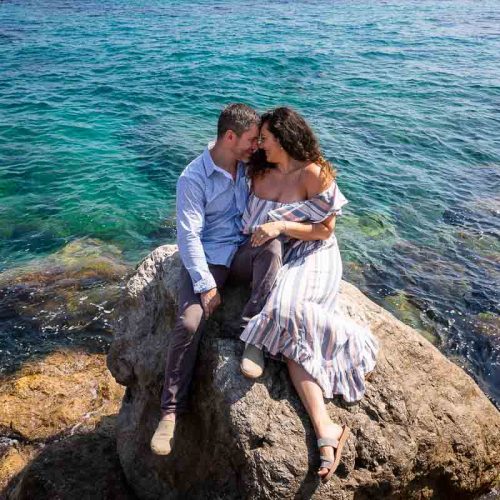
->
[317,425,350,482]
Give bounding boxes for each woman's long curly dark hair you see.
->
[247,107,336,182]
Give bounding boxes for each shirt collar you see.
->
[203,143,244,181]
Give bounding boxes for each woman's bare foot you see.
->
[316,420,344,479]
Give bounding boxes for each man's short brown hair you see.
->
[217,103,259,139]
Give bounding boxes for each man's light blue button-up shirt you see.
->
[176,146,249,294]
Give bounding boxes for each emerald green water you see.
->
[1,0,499,402]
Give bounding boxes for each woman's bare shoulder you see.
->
[302,163,332,197]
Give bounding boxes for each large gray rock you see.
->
[107,245,500,499]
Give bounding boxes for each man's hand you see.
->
[200,287,221,319]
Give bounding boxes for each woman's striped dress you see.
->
[240,182,379,403]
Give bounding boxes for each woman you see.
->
[239,107,378,482]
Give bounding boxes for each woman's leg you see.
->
[287,359,344,478]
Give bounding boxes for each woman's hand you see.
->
[251,222,284,247]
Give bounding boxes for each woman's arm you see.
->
[250,215,336,246]
[283,214,336,240]
[250,163,336,247]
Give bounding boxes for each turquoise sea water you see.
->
[1,1,499,402]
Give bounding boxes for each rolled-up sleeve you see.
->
[176,175,216,294]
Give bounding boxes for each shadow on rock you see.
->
[3,416,136,500]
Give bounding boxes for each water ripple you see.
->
[0,0,499,403]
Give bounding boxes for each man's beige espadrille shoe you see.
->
[150,419,176,455]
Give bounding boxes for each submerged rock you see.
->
[107,245,500,499]
[358,212,395,239]
[0,237,131,374]
[474,312,500,341]
[457,229,499,257]
[0,237,128,289]
[383,291,439,345]
[442,207,475,227]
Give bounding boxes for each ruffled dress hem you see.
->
[240,312,378,403]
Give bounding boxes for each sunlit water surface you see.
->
[0,0,499,403]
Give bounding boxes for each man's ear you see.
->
[225,130,235,143]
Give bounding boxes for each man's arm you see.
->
[176,175,213,293]
[176,175,222,317]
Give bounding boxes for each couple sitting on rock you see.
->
[150,103,378,482]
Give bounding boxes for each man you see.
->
[151,103,282,455]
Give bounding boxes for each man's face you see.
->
[233,124,259,162]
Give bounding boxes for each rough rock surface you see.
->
[0,350,128,498]
[0,442,37,493]
[0,350,124,442]
[107,245,500,499]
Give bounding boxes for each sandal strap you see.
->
[319,456,334,469]
[317,437,339,448]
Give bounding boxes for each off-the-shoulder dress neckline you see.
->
[250,181,336,205]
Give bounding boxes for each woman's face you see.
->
[259,122,283,164]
